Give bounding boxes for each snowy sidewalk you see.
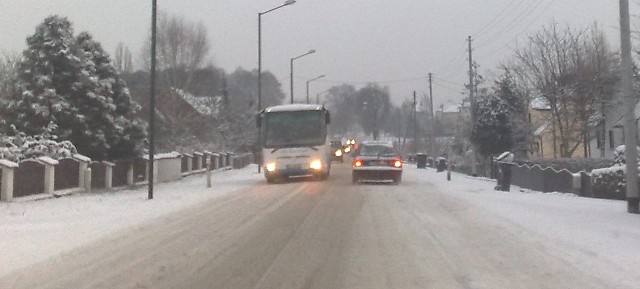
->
[0,165,263,277]
[406,166,640,287]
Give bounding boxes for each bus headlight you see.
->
[310,159,322,170]
[344,146,351,153]
[335,150,343,157]
[266,162,277,172]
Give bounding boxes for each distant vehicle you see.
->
[330,140,344,162]
[352,140,403,184]
[257,104,331,183]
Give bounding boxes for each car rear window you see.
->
[360,145,396,156]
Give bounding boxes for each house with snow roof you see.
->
[528,93,631,160]
[528,97,590,159]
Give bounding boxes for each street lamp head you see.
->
[284,0,296,5]
[308,49,316,54]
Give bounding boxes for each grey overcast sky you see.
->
[0,1,634,108]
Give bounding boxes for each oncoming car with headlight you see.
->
[330,140,344,162]
[257,104,331,183]
[352,141,403,184]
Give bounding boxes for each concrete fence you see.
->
[0,151,255,202]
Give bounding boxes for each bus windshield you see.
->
[264,110,326,148]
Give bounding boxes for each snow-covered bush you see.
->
[613,145,640,165]
[0,123,77,162]
[591,165,627,200]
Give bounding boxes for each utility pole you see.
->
[148,0,157,200]
[620,0,639,214]
[428,73,435,157]
[468,36,478,177]
[413,91,418,154]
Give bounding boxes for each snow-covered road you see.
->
[1,163,639,288]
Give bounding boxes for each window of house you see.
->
[596,130,603,149]
[609,130,614,148]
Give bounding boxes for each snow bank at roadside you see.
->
[406,166,640,287]
[0,166,262,277]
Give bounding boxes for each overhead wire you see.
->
[472,0,522,38]
[475,0,547,49]
[476,0,555,60]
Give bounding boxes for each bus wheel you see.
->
[266,175,276,184]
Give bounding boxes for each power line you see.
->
[472,0,522,38]
[292,75,428,85]
[475,0,550,49]
[476,0,555,60]
[432,75,464,87]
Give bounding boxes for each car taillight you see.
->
[393,159,402,168]
[353,159,363,167]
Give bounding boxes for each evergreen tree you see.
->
[75,32,146,159]
[471,93,513,158]
[6,15,79,137]
[4,15,145,160]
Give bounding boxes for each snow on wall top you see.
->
[265,104,324,113]
[73,154,91,163]
[0,159,19,168]
[143,151,182,160]
[37,156,59,166]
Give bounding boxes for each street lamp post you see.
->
[306,74,325,104]
[290,49,316,103]
[257,0,295,173]
[258,0,295,111]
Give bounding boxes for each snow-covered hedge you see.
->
[590,165,627,200]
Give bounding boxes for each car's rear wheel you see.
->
[352,173,358,184]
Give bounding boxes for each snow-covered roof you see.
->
[265,104,324,113]
[534,118,551,136]
[174,88,221,116]
[441,101,462,113]
[531,97,551,110]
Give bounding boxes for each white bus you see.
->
[257,104,331,183]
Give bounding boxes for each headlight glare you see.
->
[310,159,322,170]
[266,162,277,172]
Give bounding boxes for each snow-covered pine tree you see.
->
[75,32,146,160]
[5,15,78,138]
[471,93,514,158]
[4,15,145,160]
